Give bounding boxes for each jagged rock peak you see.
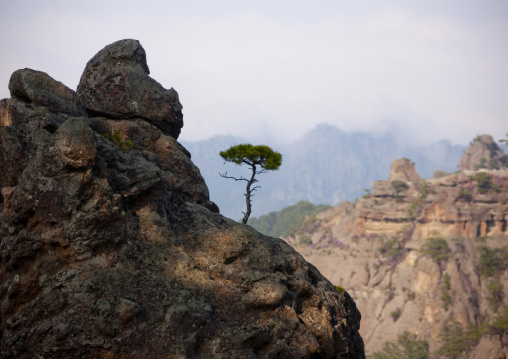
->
[389,157,420,182]
[77,39,183,139]
[460,134,508,171]
[0,41,365,358]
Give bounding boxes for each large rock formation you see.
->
[460,134,508,171]
[285,155,508,358]
[0,40,365,358]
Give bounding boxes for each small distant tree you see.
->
[499,132,508,145]
[219,144,282,224]
[373,331,429,359]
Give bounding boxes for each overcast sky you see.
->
[1,0,507,146]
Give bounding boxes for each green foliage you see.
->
[420,237,451,265]
[391,180,409,192]
[441,272,452,311]
[474,235,490,244]
[391,180,409,202]
[500,132,508,145]
[477,245,508,277]
[487,305,508,335]
[437,318,483,358]
[104,130,133,151]
[391,308,402,322]
[379,237,404,265]
[372,331,429,359]
[248,200,331,238]
[219,143,282,224]
[472,172,493,194]
[219,144,282,171]
[298,235,312,245]
[486,279,504,311]
[362,188,371,199]
[334,285,345,293]
[458,189,473,202]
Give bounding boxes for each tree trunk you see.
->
[242,164,257,224]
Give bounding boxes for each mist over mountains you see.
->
[182,123,465,220]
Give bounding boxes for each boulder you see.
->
[77,39,183,139]
[9,68,85,117]
[1,69,85,128]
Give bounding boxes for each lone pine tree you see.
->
[219,144,282,224]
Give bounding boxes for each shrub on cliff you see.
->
[391,180,409,202]
[437,318,483,358]
[372,331,429,359]
[441,272,452,311]
[486,279,504,311]
[478,245,508,277]
[420,237,451,266]
[473,172,493,194]
[487,305,508,336]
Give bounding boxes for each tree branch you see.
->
[219,172,249,182]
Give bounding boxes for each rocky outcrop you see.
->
[460,134,508,171]
[285,155,508,358]
[0,40,365,358]
[389,158,420,182]
[77,39,183,139]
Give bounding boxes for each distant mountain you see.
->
[182,124,465,219]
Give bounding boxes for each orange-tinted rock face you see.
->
[0,40,365,359]
[285,164,508,358]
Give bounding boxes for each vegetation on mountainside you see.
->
[440,272,452,311]
[472,172,493,194]
[391,180,409,202]
[378,236,405,266]
[376,307,508,359]
[477,245,508,277]
[372,331,429,359]
[436,318,483,358]
[419,237,451,266]
[219,144,282,224]
[248,200,331,238]
[487,305,508,336]
[486,279,504,311]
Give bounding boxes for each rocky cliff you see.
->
[285,157,508,358]
[0,39,365,358]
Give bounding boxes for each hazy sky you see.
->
[1,0,507,145]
